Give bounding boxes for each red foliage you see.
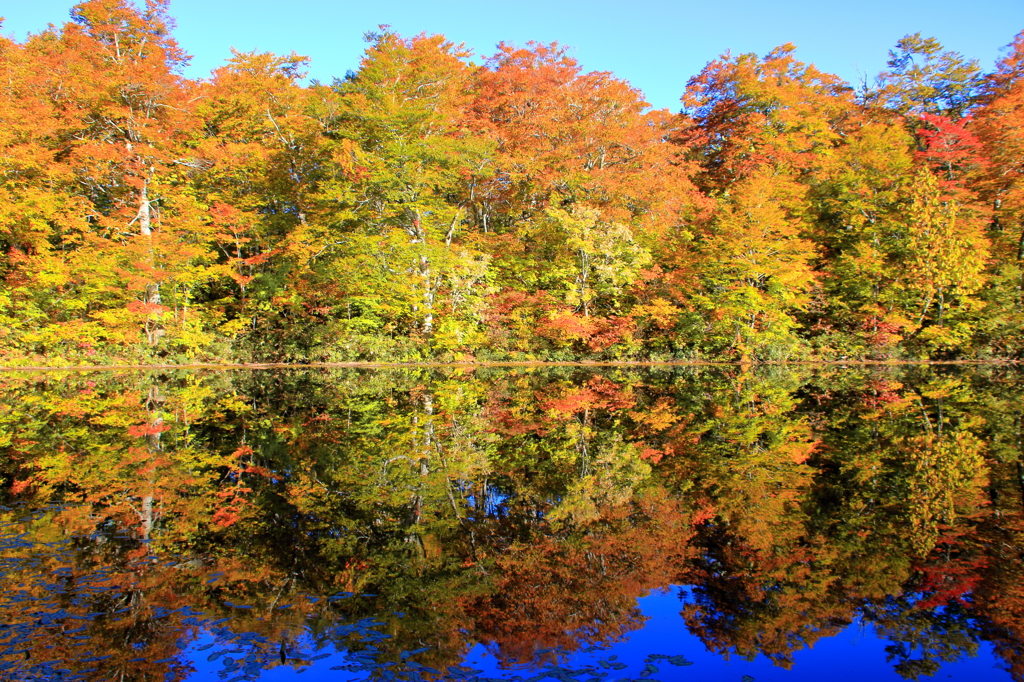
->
[537,311,596,343]
[127,423,171,437]
[10,478,34,495]
[640,447,664,464]
[586,316,636,352]
[543,377,635,416]
[126,300,170,316]
[211,506,241,528]
[859,316,905,347]
[691,499,717,526]
[536,312,635,352]
[914,535,988,609]
[864,379,904,408]
[915,113,989,194]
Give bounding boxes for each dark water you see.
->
[0,365,1021,681]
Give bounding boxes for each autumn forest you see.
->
[1,0,1023,366]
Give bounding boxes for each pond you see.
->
[0,365,1020,681]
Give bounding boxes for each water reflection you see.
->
[0,365,1020,680]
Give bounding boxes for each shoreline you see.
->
[0,358,1018,372]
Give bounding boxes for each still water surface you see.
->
[0,365,1020,681]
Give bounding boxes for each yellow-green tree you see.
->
[688,168,818,359]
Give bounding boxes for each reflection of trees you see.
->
[469,488,694,666]
[866,597,981,680]
[798,368,1011,679]
[968,370,1024,682]
[0,366,1022,679]
[973,510,1024,682]
[0,368,696,676]
[667,368,848,667]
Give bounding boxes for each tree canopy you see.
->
[1,3,1021,364]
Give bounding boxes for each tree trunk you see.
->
[421,254,434,335]
[138,178,152,236]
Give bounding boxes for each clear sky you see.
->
[3,0,1023,112]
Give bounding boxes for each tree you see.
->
[902,169,988,347]
[972,31,1024,356]
[0,0,224,361]
[677,43,855,192]
[523,204,651,318]
[190,48,336,359]
[473,41,694,230]
[872,33,984,119]
[687,168,818,359]
[329,29,495,353]
[811,120,918,353]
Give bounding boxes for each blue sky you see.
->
[3,0,1023,111]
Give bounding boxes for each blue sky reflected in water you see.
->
[184,589,1013,681]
